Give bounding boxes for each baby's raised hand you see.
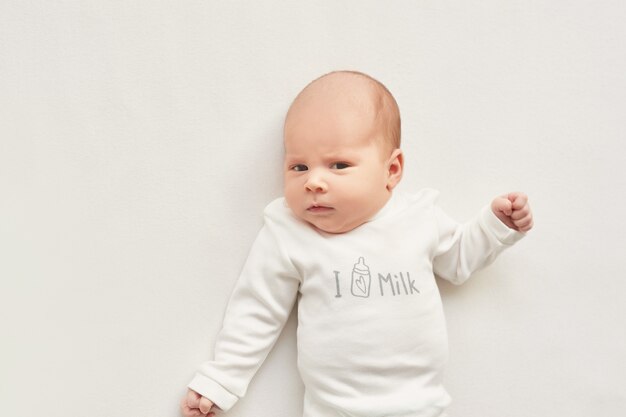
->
[491,192,533,232]
[181,388,216,417]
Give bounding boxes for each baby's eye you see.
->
[291,164,308,172]
[330,162,351,170]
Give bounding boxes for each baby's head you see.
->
[283,70,403,234]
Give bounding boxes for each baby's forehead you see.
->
[285,71,400,151]
[289,74,387,123]
[304,74,381,107]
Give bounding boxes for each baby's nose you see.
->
[305,172,328,193]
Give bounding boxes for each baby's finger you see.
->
[510,205,530,221]
[186,390,201,408]
[509,192,528,210]
[513,216,533,232]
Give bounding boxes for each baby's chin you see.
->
[305,217,365,234]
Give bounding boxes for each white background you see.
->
[2,1,625,416]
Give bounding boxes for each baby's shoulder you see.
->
[396,187,441,210]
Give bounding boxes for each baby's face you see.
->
[283,94,397,234]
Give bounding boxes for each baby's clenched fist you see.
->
[181,388,216,417]
[491,192,533,232]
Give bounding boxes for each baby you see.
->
[181,71,533,417]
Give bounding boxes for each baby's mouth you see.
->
[307,204,334,213]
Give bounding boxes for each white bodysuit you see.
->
[188,189,524,417]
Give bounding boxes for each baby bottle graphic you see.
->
[351,257,371,298]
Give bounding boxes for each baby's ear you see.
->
[386,149,404,190]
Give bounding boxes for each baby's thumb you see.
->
[198,397,214,414]
[492,196,513,216]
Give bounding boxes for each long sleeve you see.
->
[188,222,301,411]
[432,205,525,285]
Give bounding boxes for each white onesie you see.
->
[188,189,524,417]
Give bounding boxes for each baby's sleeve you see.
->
[188,222,300,411]
[432,204,525,285]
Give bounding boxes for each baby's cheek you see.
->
[284,185,299,206]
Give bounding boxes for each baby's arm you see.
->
[183,222,300,413]
[432,192,531,284]
[181,388,216,417]
[490,192,533,232]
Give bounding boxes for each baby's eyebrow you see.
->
[324,151,356,160]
